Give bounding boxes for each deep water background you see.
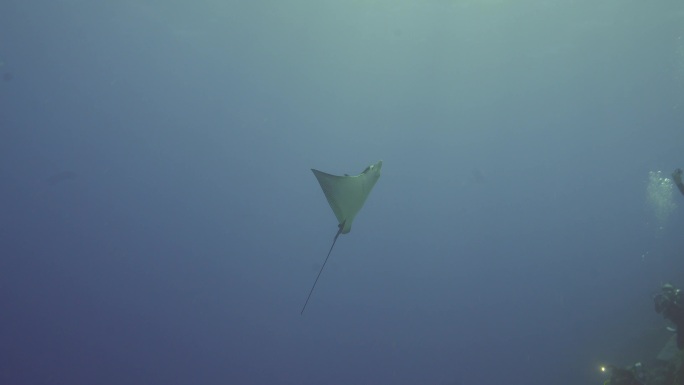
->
[2,1,684,384]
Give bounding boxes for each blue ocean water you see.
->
[2,1,684,384]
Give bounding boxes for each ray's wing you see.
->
[311,160,382,234]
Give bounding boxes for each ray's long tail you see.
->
[301,224,343,315]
